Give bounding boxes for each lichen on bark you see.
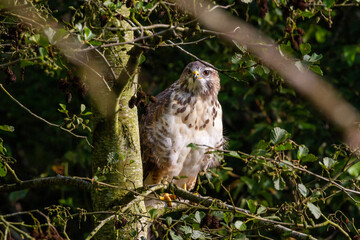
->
[88,5,146,240]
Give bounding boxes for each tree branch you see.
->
[0,175,92,193]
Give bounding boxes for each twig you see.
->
[65,54,111,92]
[85,214,115,240]
[236,150,360,196]
[0,84,93,148]
[0,175,92,193]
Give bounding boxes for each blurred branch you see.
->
[0,83,93,147]
[177,0,360,149]
[0,175,92,193]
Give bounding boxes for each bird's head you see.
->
[178,61,220,96]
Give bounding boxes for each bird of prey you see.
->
[140,61,224,191]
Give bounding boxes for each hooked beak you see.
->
[193,71,200,82]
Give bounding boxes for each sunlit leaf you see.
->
[297,145,309,160]
[270,127,289,145]
[274,177,286,191]
[307,202,321,219]
[234,220,247,231]
[0,125,15,132]
[298,183,309,197]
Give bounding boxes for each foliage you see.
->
[1,0,360,239]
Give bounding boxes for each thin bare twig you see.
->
[0,84,93,147]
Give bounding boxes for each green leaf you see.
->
[307,202,321,219]
[320,157,336,169]
[307,53,323,63]
[323,0,335,8]
[83,27,95,41]
[194,211,201,223]
[223,212,233,225]
[234,220,247,231]
[29,34,41,43]
[75,23,83,32]
[43,27,56,44]
[297,145,309,160]
[179,225,192,235]
[247,199,256,214]
[0,162,7,177]
[300,43,311,56]
[166,216,172,226]
[80,104,86,113]
[39,47,48,59]
[270,127,289,145]
[187,143,199,150]
[301,154,318,163]
[228,151,241,159]
[298,183,309,197]
[275,142,293,151]
[310,65,323,76]
[139,55,146,64]
[274,177,286,191]
[149,208,158,219]
[257,205,267,214]
[0,125,15,132]
[348,161,360,177]
[170,230,183,240]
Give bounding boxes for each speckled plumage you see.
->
[140,61,224,190]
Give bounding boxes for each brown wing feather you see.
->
[140,86,174,182]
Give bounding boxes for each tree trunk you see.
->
[89,5,146,239]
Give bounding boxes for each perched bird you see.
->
[140,61,224,191]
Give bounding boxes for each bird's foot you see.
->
[159,193,177,207]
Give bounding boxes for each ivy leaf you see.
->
[297,145,309,160]
[194,211,202,224]
[274,177,286,191]
[298,183,309,197]
[234,220,247,231]
[0,125,15,132]
[307,202,321,219]
[270,127,289,145]
[0,162,7,177]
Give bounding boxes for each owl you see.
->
[140,61,224,191]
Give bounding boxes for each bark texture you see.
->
[89,5,146,239]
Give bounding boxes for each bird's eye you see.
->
[203,70,210,76]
